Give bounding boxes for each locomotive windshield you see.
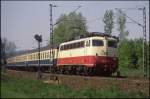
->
[92,40,104,46]
[108,40,117,48]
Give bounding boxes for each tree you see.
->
[117,9,129,42]
[118,39,132,68]
[1,38,16,63]
[51,12,88,45]
[103,10,114,34]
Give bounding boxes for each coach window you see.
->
[92,40,104,46]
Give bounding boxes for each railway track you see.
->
[4,69,149,96]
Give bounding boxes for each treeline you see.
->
[118,38,149,70]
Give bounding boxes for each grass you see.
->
[1,73,148,98]
[117,66,149,78]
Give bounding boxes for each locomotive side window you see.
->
[92,40,103,46]
[79,41,84,47]
[108,40,117,48]
[60,41,85,51]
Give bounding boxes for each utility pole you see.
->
[49,4,57,72]
[138,7,147,77]
[50,4,53,47]
[141,7,147,77]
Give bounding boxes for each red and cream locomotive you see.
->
[57,32,118,75]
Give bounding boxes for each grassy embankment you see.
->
[1,72,148,98]
[118,66,149,78]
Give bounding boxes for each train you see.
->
[6,32,119,76]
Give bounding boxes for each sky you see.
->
[1,1,149,51]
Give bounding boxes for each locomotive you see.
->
[6,32,119,76]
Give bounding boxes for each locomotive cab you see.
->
[89,36,118,75]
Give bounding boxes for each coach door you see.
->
[84,40,90,64]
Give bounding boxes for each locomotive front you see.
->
[90,36,118,75]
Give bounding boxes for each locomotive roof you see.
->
[60,32,119,45]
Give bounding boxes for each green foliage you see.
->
[117,9,129,42]
[103,10,114,34]
[118,38,149,77]
[1,74,147,98]
[52,12,87,45]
